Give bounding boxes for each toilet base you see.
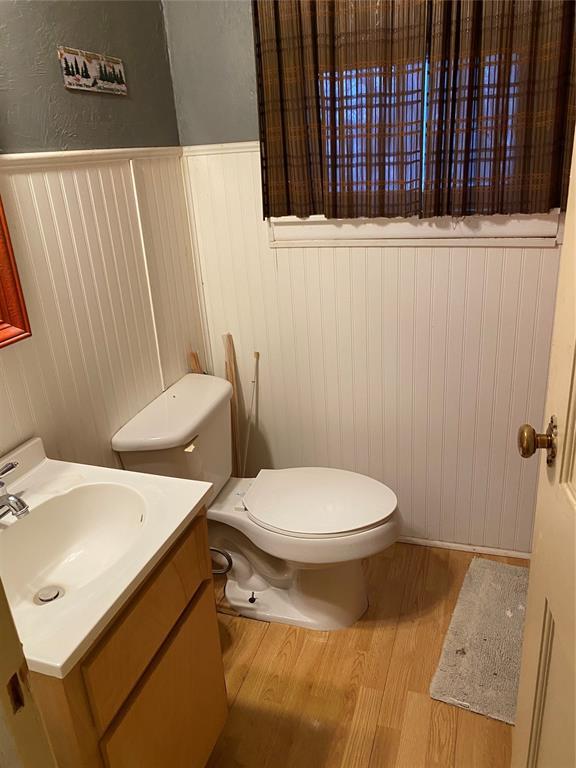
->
[224,560,369,630]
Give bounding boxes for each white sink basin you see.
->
[0,484,146,608]
[0,438,212,678]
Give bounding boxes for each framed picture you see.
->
[0,198,31,349]
[57,46,127,96]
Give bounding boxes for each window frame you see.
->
[268,210,562,249]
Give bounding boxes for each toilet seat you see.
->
[208,475,399,566]
[243,467,397,538]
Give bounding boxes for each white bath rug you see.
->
[430,557,529,724]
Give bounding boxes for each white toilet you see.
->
[112,374,398,630]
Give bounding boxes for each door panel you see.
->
[512,140,576,767]
[0,581,55,768]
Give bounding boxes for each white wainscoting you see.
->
[184,143,560,553]
[132,156,206,387]
[0,148,203,467]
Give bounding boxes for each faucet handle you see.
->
[0,462,18,478]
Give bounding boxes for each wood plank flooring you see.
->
[208,543,527,768]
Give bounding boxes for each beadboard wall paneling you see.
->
[132,156,206,387]
[0,160,161,466]
[0,149,202,466]
[184,145,560,553]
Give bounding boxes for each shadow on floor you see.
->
[358,542,459,628]
[206,700,336,768]
[215,542,459,641]
[217,616,237,653]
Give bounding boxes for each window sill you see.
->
[268,212,562,249]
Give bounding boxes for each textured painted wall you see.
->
[0,1,179,153]
[163,0,258,145]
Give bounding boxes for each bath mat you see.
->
[430,557,529,724]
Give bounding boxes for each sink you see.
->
[0,483,146,608]
[0,437,212,678]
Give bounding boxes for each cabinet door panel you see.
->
[84,514,210,733]
[101,582,227,768]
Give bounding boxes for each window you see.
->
[320,62,424,196]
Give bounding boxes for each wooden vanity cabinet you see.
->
[102,583,225,768]
[29,512,227,768]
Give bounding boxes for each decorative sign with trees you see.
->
[57,46,127,96]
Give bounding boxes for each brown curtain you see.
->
[423,0,576,216]
[253,0,429,218]
[253,0,576,219]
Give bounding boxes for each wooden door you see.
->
[511,144,576,766]
[0,580,55,768]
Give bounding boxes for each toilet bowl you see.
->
[112,374,399,629]
[208,470,398,628]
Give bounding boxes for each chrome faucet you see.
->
[0,462,29,520]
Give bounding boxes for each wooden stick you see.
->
[241,351,260,477]
[222,333,242,476]
[188,351,203,374]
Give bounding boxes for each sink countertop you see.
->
[0,438,212,678]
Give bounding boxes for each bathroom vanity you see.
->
[0,438,227,768]
[30,513,226,768]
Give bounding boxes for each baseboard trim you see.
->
[399,536,531,560]
[0,146,182,171]
[182,141,259,157]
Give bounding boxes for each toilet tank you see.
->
[111,374,233,505]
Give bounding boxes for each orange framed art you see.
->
[0,197,31,348]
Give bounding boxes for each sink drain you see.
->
[34,586,64,605]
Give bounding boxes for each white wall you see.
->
[0,143,560,554]
[185,142,560,554]
[0,148,204,467]
[132,156,207,387]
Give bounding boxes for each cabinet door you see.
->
[101,582,227,768]
[84,515,211,734]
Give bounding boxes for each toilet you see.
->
[112,374,398,629]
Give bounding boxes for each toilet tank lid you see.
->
[111,374,232,452]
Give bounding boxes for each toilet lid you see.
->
[243,468,397,537]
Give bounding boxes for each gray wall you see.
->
[163,0,258,145]
[0,1,179,153]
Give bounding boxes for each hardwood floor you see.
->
[208,543,527,768]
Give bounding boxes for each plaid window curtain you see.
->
[252,0,576,219]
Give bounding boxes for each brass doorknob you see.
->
[517,416,557,466]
